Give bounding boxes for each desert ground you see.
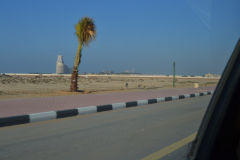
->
[0,74,219,99]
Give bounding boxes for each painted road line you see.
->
[142,132,197,160]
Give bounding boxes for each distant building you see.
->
[204,73,220,78]
[56,55,71,74]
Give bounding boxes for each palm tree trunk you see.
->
[70,42,82,92]
[70,70,78,92]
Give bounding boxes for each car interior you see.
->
[189,39,240,160]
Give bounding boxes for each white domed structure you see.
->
[56,55,64,74]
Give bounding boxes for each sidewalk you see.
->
[0,86,215,117]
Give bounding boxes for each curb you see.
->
[0,91,213,128]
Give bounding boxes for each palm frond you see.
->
[75,17,96,46]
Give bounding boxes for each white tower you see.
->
[56,55,64,74]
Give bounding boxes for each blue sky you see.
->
[0,0,239,75]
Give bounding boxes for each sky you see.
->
[0,0,239,75]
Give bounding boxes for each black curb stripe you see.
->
[179,95,185,99]
[165,97,172,101]
[97,104,113,112]
[148,99,157,104]
[57,109,78,118]
[0,115,30,127]
[207,91,211,95]
[190,94,195,97]
[126,101,138,108]
[199,93,204,96]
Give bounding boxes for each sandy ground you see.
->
[0,74,219,99]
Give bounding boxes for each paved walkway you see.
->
[0,86,215,117]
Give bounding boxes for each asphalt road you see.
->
[0,96,211,160]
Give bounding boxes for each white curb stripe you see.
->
[137,100,148,106]
[77,106,97,114]
[195,93,200,97]
[203,92,208,95]
[157,97,165,102]
[172,96,179,100]
[30,111,56,123]
[112,103,126,109]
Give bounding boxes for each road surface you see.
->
[0,96,211,160]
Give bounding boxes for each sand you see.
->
[0,74,219,99]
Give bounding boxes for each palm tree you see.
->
[70,17,96,92]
